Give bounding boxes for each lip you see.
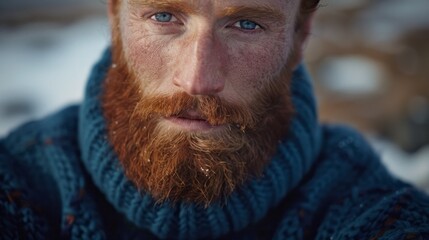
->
[164,110,219,131]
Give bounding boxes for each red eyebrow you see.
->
[221,5,285,23]
[128,0,195,14]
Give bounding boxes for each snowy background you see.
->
[1,0,428,192]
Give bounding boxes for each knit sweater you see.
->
[1,49,428,240]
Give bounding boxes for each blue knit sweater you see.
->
[1,49,429,239]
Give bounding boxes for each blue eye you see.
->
[153,12,174,22]
[235,20,261,31]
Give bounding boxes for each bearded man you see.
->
[1,0,428,239]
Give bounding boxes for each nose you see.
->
[173,30,226,96]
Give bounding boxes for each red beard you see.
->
[102,28,295,205]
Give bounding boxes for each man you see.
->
[1,0,428,239]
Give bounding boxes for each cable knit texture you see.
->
[1,49,429,239]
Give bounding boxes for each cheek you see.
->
[120,21,170,90]
[226,36,291,94]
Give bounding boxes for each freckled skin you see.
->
[116,0,302,104]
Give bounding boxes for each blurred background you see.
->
[0,0,428,191]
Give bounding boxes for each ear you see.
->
[291,12,315,68]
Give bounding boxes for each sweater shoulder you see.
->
[316,124,410,201]
[0,104,81,195]
[316,181,429,239]
[320,124,399,185]
[270,124,429,239]
[1,105,80,155]
[320,124,381,167]
[315,125,429,239]
[0,105,80,239]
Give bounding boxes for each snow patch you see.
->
[0,16,109,136]
[318,56,386,96]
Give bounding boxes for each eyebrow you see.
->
[221,5,285,23]
[128,0,195,14]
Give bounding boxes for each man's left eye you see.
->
[233,20,261,31]
[151,12,177,23]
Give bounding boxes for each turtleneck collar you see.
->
[78,48,322,239]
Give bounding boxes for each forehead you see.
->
[125,0,298,15]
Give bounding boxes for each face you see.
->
[104,0,309,204]
[117,0,301,103]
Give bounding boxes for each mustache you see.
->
[134,92,260,129]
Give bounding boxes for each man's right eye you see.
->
[151,12,176,23]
